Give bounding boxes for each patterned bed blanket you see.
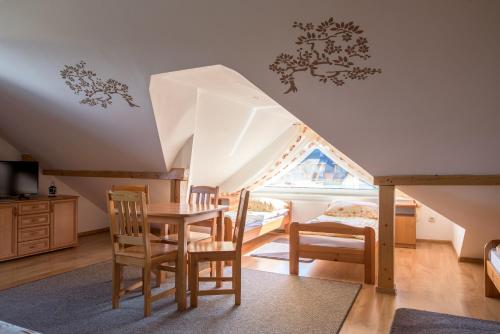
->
[225,209,288,230]
[305,215,379,239]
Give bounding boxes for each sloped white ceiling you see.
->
[150,65,298,186]
[0,0,499,256]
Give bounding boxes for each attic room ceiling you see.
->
[1,0,499,259]
[1,0,499,176]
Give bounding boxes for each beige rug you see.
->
[250,238,314,263]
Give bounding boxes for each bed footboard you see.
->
[290,221,375,284]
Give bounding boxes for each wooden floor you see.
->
[1,232,499,333]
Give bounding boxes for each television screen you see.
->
[0,161,39,198]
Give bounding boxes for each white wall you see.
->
[416,204,455,242]
[220,124,297,193]
[190,90,295,187]
[452,224,466,257]
[150,78,197,170]
[0,135,108,233]
[401,185,500,259]
[38,176,108,233]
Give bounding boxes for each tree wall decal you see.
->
[60,61,139,108]
[269,18,381,94]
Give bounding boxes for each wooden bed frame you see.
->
[289,221,375,284]
[485,239,500,298]
[223,201,292,244]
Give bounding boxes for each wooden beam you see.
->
[374,175,500,186]
[43,168,188,181]
[377,185,396,295]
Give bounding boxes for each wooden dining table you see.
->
[147,202,229,311]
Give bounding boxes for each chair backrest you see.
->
[232,189,250,253]
[107,190,151,257]
[189,185,219,206]
[111,184,150,204]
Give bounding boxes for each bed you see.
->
[223,198,291,243]
[303,200,379,239]
[289,200,378,284]
[485,240,500,298]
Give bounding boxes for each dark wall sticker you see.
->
[269,18,381,94]
[60,61,139,108]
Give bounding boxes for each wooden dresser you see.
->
[0,195,78,261]
[395,200,417,248]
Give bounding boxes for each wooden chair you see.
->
[112,184,163,242]
[289,221,375,284]
[161,185,219,245]
[188,189,250,307]
[188,185,219,238]
[107,190,178,317]
[111,184,150,204]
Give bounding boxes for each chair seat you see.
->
[188,241,236,254]
[161,231,212,244]
[116,243,178,259]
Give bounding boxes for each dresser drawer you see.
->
[19,201,50,215]
[18,238,50,256]
[18,226,50,242]
[18,213,50,228]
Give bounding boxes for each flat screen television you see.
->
[0,161,39,198]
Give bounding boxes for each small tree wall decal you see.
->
[269,18,381,94]
[60,61,139,108]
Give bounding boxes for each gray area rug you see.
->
[250,238,314,263]
[390,308,500,334]
[0,261,360,334]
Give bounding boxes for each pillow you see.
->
[497,245,500,254]
[324,200,378,219]
[248,197,287,212]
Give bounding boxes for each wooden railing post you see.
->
[377,185,396,294]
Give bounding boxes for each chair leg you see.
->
[190,256,199,308]
[187,258,191,292]
[155,269,162,288]
[209,218,216,277]
[234,257,241,305]
[143,265,152,317]
[141,268,145,295]
[289,223,299,275]
[112,262,122,309]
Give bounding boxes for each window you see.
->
[264,148,374,190]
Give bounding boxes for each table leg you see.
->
[176,221,188,310]
[155,223,168,285]
[216,211,224,288]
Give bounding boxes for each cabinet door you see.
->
[0,204,17,260]
[51,200,78,249]
[395,215,416,246]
